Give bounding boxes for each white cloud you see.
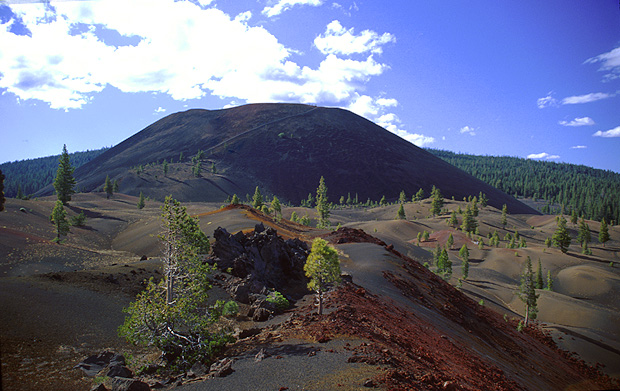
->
[348,94,434,147]
[570,145,587,149]
[154,107,166,113]
[585,46,620,82]
[536,94,557,109]
[262,0,323,18]
[561,92,614,105]
[593,125,620,138]
[0,1,394,112]
[559,117,595,127]
[527,152,560,160]
[459,125,476,136]
[314,20,395,56]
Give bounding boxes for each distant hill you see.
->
[0,148,109,198]
[428,149,620,223]
[33,104,537,214]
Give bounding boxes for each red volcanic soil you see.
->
[284,228,617,391]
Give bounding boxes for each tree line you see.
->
[0,147,109,198]
[427,149,620,224]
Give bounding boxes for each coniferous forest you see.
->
[428,149,620,224]
[0,148,108,199]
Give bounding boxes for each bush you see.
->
[266,291,289,311]
[70,211,86,227]
[222,301,239,317]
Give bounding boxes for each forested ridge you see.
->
[428,149,620,223]
[0,148,109,198]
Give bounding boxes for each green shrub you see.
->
[266,291,289,311]
[222,301,239,317]
[70,211,86,227]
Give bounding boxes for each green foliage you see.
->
[546,271,553,291]
[577,218,591,247]
[304,238,341,314]
[290,211,298,222]
[501,204,508,227]
[0,147,107,199]
[163,160,169,176]
[460,205,477,233]
[428,148,620,224]
[231,194,240,205]
[599,219,610,246]
[50,200,70,242]
[545,237,551,248]
[414,188,424,202]
[192,160,202,177]
[379,195,387,206]
[211,162,216,174]
[316,176,330,228]
[222,301,239,317]
[299,214,311,226]
[53,145,76,205]
[70,211,87,227]
[449,211,458,227]
[459,245,469,279]
[252,186,263,209]
[536,259,543,289]
[261,205,270,215]
[119,197,229,369]
[103,175,113,199]
[266,291,289,311]
[397,203,406,220]
[552,216,571,253]
[422,230,430,242]
[430,185,443,216]
[271,196,282,220]
[137,192,146,210]
[399,190,407,204]
[518,256,539,326]
[416,231,422,245]
[446,233,454,249]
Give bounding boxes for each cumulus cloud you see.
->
[561,92,615,105]
[559,117,595,127]
[527,152,560,160]
[459,126,476,136]
[262,0,323,17]
[570,145,587,149]
[314,20,395,56]
[348,94,434,147]
[593,125,620,138]
[536,94,558,109]
[0,0,395,112]
[585,46,620,82]
[154,107,166,114]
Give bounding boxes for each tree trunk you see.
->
[317,287,323,315]
[524,304,529,326]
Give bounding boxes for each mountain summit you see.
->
[46,103,536,214]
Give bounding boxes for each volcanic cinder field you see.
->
[1,190,618,390]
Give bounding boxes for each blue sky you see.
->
[1,0,619,172]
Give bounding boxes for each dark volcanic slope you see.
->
[42,103,536,214]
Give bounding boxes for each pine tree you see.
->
[192,160,201,177]
[379,195,387,206]
[417,232,422,245]
[459,245,469,279]
[0,169,5,212]
[16,184,23,200]
[304,238,341,315]
[552,216,571,253]
[536,259,543,289]
[53,145,76,205]
[414,188,424,202]
[50,200,70,242]
[446,233,454,249]
[119,197,229,369]
[438,248,451,278]
[113,179,119,192]
[137,191,146,209]
[272,196,282,220]
[570,209,578,224]
[449,211,458,227]
[397,203,406,220]
[461,205,477,233]
[423,230,430,242]
[104,175,113,199]
[430,185,443,216]
[316,176,330,228]
[162,160,169,176]
[599,219,610,247]
[478,192,488,208]
[545,237,551,248]
[211,162,216,174]
[399,190,407,204]
[501,204,508,228]
[518,256,539,326]
[546,270,554,291]
[577,218,591,247]
[231,194,240,205]
[252,186,263,209]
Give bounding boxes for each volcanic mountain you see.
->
[40,103,536,214]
